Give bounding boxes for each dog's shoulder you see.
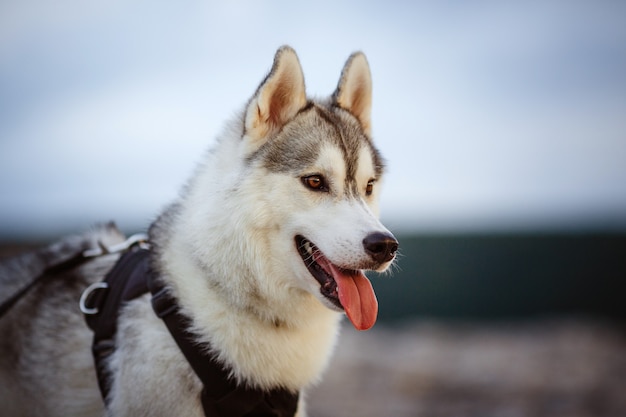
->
[0,222,125,292]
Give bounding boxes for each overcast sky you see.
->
[1,0,625,237]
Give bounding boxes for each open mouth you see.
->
[295,235,378,331]
[296,235,344,309]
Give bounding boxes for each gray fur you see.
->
[250,102,384,199]
[0,225,124,417]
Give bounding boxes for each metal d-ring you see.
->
[79,282,109,315]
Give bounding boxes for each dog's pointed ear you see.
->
[333,52,372,136]
[245,46,307,147]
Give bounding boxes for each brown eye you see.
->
[302,175,328,192]
[365,179,375,196]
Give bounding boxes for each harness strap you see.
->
[0,250,90,318]
[148,276,299,417]
[83,247,151,401]
[84,247,299,416]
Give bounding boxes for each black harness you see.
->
[82,246,299,417]
[1,238,298,417]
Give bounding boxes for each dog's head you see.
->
[174,47,397,331]
[236,47,398,331]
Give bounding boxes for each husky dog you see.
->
[0,46,397,417]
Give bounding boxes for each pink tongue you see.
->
[326,263,379,331]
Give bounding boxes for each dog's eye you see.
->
[302,175,328,192]
[365,179,375,196]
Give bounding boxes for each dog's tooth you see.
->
[304,241,312,254]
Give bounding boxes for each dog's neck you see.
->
[149,213,342,392]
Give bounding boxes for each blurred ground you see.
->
[309,320,626,417]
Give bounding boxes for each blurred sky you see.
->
[1,0,625,237]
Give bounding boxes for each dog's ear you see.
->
[333,52,372,136]
[245,46,307,147]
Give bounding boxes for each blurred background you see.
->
[1,1,625,416]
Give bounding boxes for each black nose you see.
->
[363,232,399,264]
